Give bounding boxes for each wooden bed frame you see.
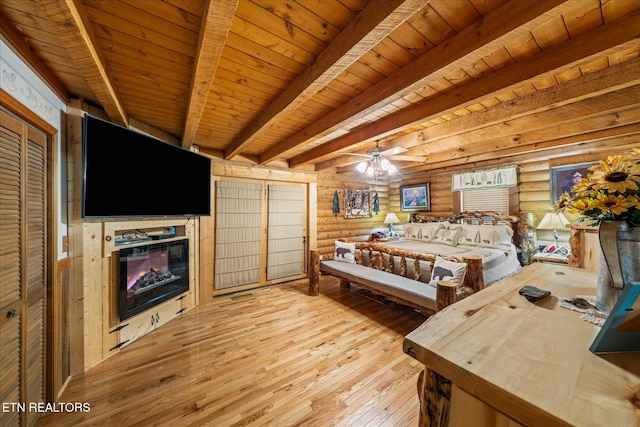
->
[308,241,484,314]
[308,211,517,314]
[409,211,519,226]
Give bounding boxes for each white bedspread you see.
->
[376,239,522,285]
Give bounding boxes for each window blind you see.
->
[460,186,510,214]
[267,185,304,280]
[214,181,262,289]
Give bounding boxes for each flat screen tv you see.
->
[82,114,211,218]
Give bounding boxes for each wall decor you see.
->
[344,189,372,218]
[400,183,430,212]
[372,192,380,214]
[550,162,597,204]
[332,190,340,215]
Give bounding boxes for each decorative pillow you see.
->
[334,241,356,263]
[404,223,444,242]
[429,256,467,287]
[432,226,462,246]
[457,224,513,247]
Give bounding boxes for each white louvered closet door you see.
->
[267,184,305,280]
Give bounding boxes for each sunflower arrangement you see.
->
[555,148,640,227]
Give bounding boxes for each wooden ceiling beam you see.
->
[37,0,128,126]
[268,0,570,165]
[394,133,640,178]
[401,111,640,174]
[331,84,640,174]
[223,0,428,160]
[319,55,640,171]
[290,8,640,168]
[316,57,640,170]
[411,87,640,157]
[181,0,238,149]
[394,55,640,152]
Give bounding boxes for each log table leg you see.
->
[417,368,452,427]
[309,250,320,296]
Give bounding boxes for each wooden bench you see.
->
[308,241,484,315]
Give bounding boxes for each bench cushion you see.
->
[320,260,437,312]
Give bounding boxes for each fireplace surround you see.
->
[118,239,190,321]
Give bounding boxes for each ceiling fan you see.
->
[345,142,427,176]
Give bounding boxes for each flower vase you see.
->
[596,221,640,313]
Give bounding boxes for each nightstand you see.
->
[533,251,569,265]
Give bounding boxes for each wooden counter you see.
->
[403,263,640,427]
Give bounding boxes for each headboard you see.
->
[409,211,519,226]
[409,211,520,246]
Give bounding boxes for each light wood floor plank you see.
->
[36,277,427,426]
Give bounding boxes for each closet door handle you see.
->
[7,309,16,318]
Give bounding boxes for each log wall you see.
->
[315,138,635,265]
[316,172,388,257]
[387,139,636,236]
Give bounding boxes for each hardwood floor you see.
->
[37,277,428,427]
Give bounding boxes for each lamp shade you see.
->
[384,212,400,225]
[536,212,569,230]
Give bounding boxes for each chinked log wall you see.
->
[316,172,387,257]
[316,140,635,262]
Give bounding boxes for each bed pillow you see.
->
[457,224,513,247]
[432,226,462,246]
[404,223,444,242]
[429,256,467,287]
[334,241,356,263]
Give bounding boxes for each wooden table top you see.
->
[403,263,640,427]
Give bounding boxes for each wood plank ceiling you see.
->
[1,0,639,178]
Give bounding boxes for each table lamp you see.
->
[384,212,400,237]
[536,212,570,255]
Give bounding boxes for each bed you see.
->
[377,212,522,285]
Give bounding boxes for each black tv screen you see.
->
[82,115,211,218]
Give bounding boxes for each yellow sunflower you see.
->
[590,158,640,194]
[593,194,634,216]
[559,148,640,226]
[570,176,600,198]
[568,197,598,215]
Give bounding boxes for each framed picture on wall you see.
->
[400,183,430,212]
[344,189,372,218]
[550,162,597,204]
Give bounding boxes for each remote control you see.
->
[518,285,551,302]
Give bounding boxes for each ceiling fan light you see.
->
[356,161,368,173]
[365,166,375,176]
[380,158,391,171]
[387,164,398,175]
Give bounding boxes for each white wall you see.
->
[1,40,68,259]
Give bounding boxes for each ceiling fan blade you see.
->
[339,152,371,158]
[379,146,408,156]
[388,154,427,162]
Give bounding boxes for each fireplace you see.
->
[119,239,189,321]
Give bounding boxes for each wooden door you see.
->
[266,183,306,281]
[0,109,47,427]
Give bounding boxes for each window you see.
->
[460,186,510,214]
